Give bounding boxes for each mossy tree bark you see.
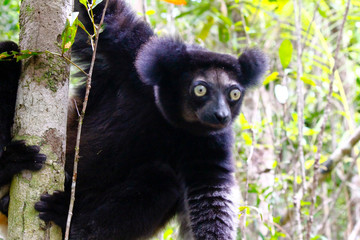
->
[8,0,72,239]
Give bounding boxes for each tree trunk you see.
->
[7,0,71,239]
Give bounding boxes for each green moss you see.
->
[25,5,33,13]
[13,135,42,145]
[47,75,58,92]
[8,134,64,240]
[33,54,68,93]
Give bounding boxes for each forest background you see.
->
[1,0,360,239]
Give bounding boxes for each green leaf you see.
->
[317,7,327,18]
[292,112,298,122]
[76,19,91,36]
[91,0,103,9]
[239,206,249,212]
[310,235,322,240]
[197,16,214,41]
[263,72,279,85]
[212,6,232,26]
[218,24,230,43]
[61,13,80,54]
[304,128,318,136]
[348,16,360,21]
[218,14,232,27]
[146,10,155,15]
[300,200,311,206]
[305,160,314,169]
[301,76,316,86]
[279,39,293,69]
[79,0,88,8]
[241,132,252,145]
[332,92,343,103]
[238,113,251,130]
[272,160,277,168]
[273,216,281,224]
[4,0,10,5]
[0,51,14,60]
[175,3,210,19]
[16,50,43,61]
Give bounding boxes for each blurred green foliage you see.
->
[0,0,19,41]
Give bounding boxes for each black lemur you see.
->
[0,0,268,239]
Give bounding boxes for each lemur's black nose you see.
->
[214,112,230,125]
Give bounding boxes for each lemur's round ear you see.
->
[0,41,20,53]
[135,37,188,86]
[238,48,268,88]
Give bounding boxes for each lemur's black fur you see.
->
[0,41,20,158]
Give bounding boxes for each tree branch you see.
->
[293,0,305,238]
[319,126,360,182]
[317,152,359,233]
[64,0,110,239]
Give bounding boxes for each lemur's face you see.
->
[152,67,244,135]
[182,68,243,130]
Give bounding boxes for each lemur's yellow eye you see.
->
[194,85,207,97]
[230,89,241,101]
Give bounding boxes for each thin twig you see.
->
[259,89,276,149]
[64,0,110,239]
[321,184,332,238]
[239,3,251,46]
[294,0,306,192]
[142,0,149,23]
[293,167,303,240]
[242,96,259,240]
[249,0,262,26]
[264,219,292,240]
[46,51,88,76]
[320,126,360,176]
[344,183,353,238]
[88,2,97,39]
[349,220,360,240]
[239,13,252,239]
[293,0,305,238]
[73,99,80,117]
[305,0,351,239]
[300,2,319,58]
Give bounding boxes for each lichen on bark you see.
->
[8,135,64,240]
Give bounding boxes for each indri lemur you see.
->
[0,0,268,239]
